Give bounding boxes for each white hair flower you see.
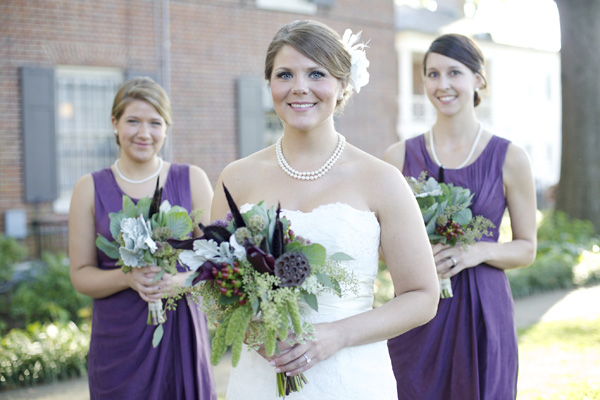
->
[342,29,370,93]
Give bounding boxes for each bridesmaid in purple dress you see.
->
[383,34,537,399]
[69,77,217,399]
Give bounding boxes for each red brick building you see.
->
[1,0,398,255]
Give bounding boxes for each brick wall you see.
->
[0,0,398,241]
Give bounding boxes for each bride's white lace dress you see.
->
[226,203,398,400]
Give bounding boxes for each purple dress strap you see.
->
[388,134,518,399]
[89,163,216,400]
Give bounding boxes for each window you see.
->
[256,0,317,14]
[262,84,283,147]
[54,67,124,213]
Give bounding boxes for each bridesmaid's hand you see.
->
[126,265,163,303]
[432,243,482,278]
[156,271,191,298]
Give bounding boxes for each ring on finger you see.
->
[302,353,311,364]
[450,256,457,267]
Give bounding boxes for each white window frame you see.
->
[256,0,317,14]
[53,66,124,214]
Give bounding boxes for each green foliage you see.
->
[374,260,394,308]
[0,322,90,390]
[508,210,600,298]
[2,253,92,331]
[0,236,27,283]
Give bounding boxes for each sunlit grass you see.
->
[517,317,600,399]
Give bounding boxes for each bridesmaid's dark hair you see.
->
[423,34,487,107]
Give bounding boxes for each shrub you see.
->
[0,236,26,284]
[507,210,600,298]
[0,322,90,390]
[1,252,92,332]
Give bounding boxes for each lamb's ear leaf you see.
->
[152,325,164,348]
[223,183,246,228]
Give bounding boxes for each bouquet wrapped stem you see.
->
[277,371,308,398]
[148,299,166,325]
[439,276,453,299]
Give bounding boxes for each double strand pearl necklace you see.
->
[429,122,483,169]
[113,157,164,184]
[276,133,346,181]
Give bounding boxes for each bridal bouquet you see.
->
[172,185,357,398]
[407,171,494,298]
[95,178,203,345]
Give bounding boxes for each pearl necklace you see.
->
[114,157,163,184]
[276,133,346,181]
[429,123,483,169]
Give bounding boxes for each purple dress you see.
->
[387,135,518,399]
[89,164,216,400]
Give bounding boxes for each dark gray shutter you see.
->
[21,66,57,203]
[236,77,266,158]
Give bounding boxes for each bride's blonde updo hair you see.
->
[264,20,352,112]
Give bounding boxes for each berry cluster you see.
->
[212,262,247,305]
[435,219,465,242]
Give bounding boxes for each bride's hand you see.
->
[269,323,342,376]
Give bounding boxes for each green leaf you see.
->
[184,272,197,287]
[109,211,126,240]
[422,203,439,225]
[285,242,302,252]
[218,294,239,306]
[329,252,354,261]
[315,272,341,294]
[151,269,165,283]
[95,234,120,259]
[425,215,438,235]
[251,297,260,314]
[296,243,326,265]
[166,211,194,238]
[453,208,472,226]
[301,292,318,312]
[136,196,152,219]
[152,324,164,348]
[122,196,138,218]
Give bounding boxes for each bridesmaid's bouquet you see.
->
[407,171,495,298]
[95,178,203,345]
[171,185,357,398]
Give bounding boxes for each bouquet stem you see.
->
[439,275,453,299]
[276,372,308,398]
[148,299,166,325]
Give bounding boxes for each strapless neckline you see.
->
[242,202,376,219]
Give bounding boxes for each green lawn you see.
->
[517,317,600,399]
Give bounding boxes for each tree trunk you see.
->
[554,0,600,232]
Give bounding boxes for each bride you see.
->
[211,20,439,399]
